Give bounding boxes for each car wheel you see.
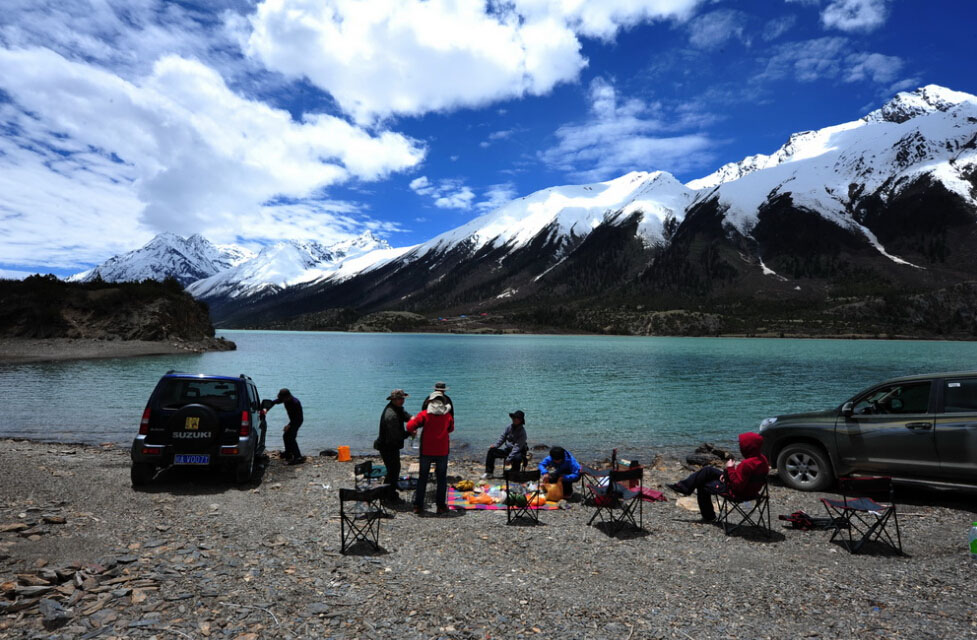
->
[235,451,255,484]
[777,443,833,491]
[131,463,155,487]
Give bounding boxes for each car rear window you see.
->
[156,379,240,412]
[943,379,977,413]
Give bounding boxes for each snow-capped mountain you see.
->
[69,233,254,287]
[186,232,401,300]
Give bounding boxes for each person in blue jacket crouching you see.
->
[538,446,581,497]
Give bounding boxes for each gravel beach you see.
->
[0,440,975,639]
[0,338,235,364]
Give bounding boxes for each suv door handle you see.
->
[906,422,932,430]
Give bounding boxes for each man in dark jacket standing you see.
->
[483,410,528,478]
[421,381,454,415]
[375,389,411,503]
[267,388,304,465]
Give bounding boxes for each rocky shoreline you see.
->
[1,439,975,639]
[0,337,236,364]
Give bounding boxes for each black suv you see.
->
[130,371,266,486]
[759,371,977,491]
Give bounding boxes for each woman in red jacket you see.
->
[407,396,455,515]
[666,432,769,522]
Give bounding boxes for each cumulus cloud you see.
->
[687,9,749,49]
[410,176,476,210]
[480,129,517,148]
[538,78,715,182]
[820,0,889,32]
[845,52,903,84]
[0,46,425,269]
[244,0,703,123]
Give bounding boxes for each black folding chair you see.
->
[586,467,644,535]
[354,461,387,488]
[714,473,772,537]
[504,469,542,525]
[339,486,385,554]
[579,464,611,506]
[821,476,902,555]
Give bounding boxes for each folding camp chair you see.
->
[354,460,392,516]
[504,468,542,525]
[579,464,611,506]
[339,486,385,553]
[586,467,644,535]
[821,476,902,554]
[714,473,772,537]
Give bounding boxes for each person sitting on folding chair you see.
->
[538,446,582,497]
[667,432,769,522]
[483,410,528,479]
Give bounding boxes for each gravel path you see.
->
[1,440,975,639]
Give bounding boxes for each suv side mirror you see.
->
[841,402,854,418]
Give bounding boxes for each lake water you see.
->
[2,331,976,461]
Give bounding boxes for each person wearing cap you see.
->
[374,389,412,503]
[264,388,304,465]
[421,381,454,416]
[407,395,455,515]
[482,410,528,478]
[538,446,581,497]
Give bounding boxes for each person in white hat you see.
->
[422,381,454,416]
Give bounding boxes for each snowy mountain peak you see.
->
[69,233,254,286]
[865,84,976,124]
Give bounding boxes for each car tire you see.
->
[777,443,833,491]
[131,463,155,487]
[235,451,255,484]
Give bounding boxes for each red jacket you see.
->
[407,407,454,456]
[726,433,770,499]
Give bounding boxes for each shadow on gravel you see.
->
[504,516,547,527]
[342,541,390,557]
[827,539,910,558]
[768,476,977,514]
[712,524,787,543]
[591,522,651,539]
[132,458,269,495]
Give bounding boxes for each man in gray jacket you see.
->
[482,410,528,478]
[375,389,411,503]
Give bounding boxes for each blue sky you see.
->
[1,0,975,278]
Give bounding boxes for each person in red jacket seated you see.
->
[407,396,455,515]
[666,432,769,522]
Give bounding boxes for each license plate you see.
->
[174,454,210,465]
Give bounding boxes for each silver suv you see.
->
[759,371,977,491]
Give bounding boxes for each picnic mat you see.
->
[446,486,560,511]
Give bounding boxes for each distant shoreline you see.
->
[0,336,236,364]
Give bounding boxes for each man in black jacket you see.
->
[421,381,454,416]
[483,410,528,478]
[266,388,304,465]
[375,389,411,503]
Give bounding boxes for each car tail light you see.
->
[141,447,161,455]
[139,407,151,435]
[240,411,251,437]
[221,447,240,455]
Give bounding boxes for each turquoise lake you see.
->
[2,331,976,461]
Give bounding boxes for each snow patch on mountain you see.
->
[69,233,254,286]
[186,232,399,299]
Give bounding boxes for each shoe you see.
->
[436,505,450,515]
[667,482,691,496]
[701,514,716,523]
[286,456,306,466]
[383,494,404,505]
[480,472,492,479]
[412,506,424,516]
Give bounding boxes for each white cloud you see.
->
[244,0,703,123]
[687,9,749,49]
[410,176,476,210]
[0,46,425,269]
[762,15,797,41]
[759,37,905,88]
[538,78,715,181]
[844,52,903,85]
[821,0,889,33]
[480,128,517,148]
[476,183,519,212]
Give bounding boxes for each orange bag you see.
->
[529,494,547,507]
[544,481,564,502]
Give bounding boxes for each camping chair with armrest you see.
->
[504,468,542,525]
[339,485,386,553]
[714,471,772,537]
[821,476,902,554]
[586,467,644,535]
[580,464,612,507]
[354,460,391,516]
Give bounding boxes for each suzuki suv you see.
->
[130,371,266,486]
[759,371,977,491]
